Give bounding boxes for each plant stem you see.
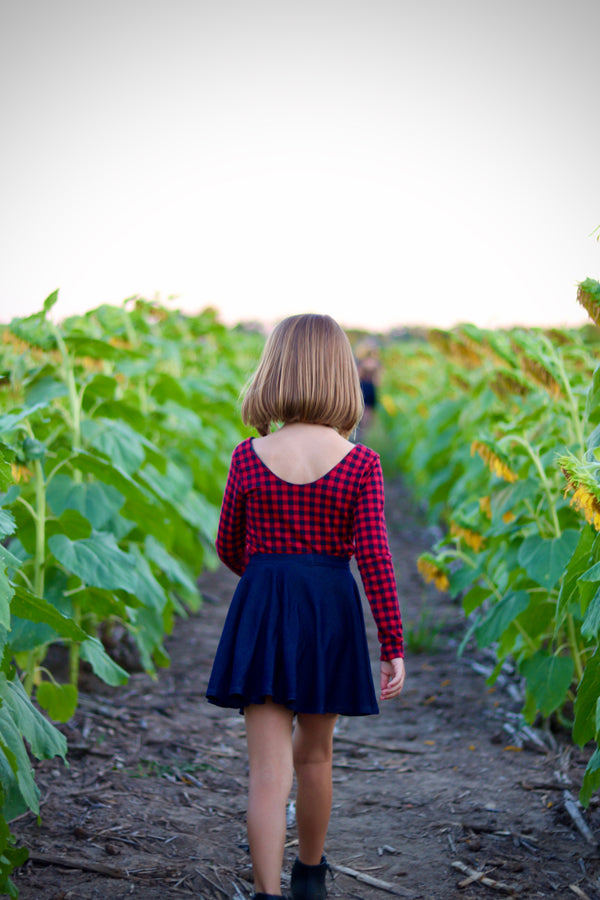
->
[552,348,585,454]
[24,457,47,695]
[566,613,584,682]
[507,435,561,538]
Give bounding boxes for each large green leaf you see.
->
[0,544,22,630]
[79,638,129,687]
[144,535,198,595]
[10,585,88,642]
[517,530,579,590]
[36,682,78,723]
[581,586,600,640]
[521,651,574,720]
[81,418,146,474]
[580,748,600,807]
[46,474,125,530]
[574,646,600,746]
[475,591,530,648]
[46,508,93,542]
[24,374,68,407]
[1,676,68,760]
[0,402,49,436]
[67,451,168,540]
[557,526,597,621]
[0,674,67,820]
[48,532,138,592]
[0,509,16,541]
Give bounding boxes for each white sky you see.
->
[0,0,598,331]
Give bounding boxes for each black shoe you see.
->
[290,856,331,900]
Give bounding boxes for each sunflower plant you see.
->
[0,292,262,894]
[377,281,600,804]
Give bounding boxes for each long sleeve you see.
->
[353,456,403,661]
[215,451,248,576]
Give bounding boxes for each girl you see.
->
[206,314,405,900]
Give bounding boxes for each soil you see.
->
[9,478,600,900]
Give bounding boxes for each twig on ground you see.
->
[569,885,592,900]
[193,868,230,898]
[451,860,520,894]
[333,735,426,755]
[562,790,597,847]
[24,850,129,879]
[331,863,416,897]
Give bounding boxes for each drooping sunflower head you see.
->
[489,369,530,400]
[471,439,518,483]
[417,553,450,592]
[576,279,600,328]
[558,453,600,531]
[449,520,485,552]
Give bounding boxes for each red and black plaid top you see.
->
[216,437,403,661]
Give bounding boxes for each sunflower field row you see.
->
[377,278,600,807]
[0,293,262,896]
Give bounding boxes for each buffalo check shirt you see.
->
[215,437,403,661]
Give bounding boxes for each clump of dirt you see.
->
[10,479,600,899]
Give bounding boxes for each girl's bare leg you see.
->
[244,699,294,894]
[292,712,338,864]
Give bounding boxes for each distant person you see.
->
[355,338,381,435]
[206,314,405,900]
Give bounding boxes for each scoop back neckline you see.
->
[249,438,362,486]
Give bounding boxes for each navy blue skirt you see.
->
[206,553,379,716]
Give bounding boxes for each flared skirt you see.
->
[205,553,379,715]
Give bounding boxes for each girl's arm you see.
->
[353,455,404,662]
[215,450,248,576]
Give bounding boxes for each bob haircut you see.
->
[241,314,364,438]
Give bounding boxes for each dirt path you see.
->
[10,479,600,899]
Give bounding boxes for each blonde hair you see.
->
[241,314,364,438]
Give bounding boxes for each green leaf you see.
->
[10,585,87,642]
[574,646,600,745]
[520,651,574,720]
[81,418,146,474]
[24,374,68,407]
[46,508,93,542]
[0,545,22,630]
[581,586,600,640]
[68,451,166,538]
[79,638,129,687]
[579,559,600,582]
[48,532,138,592]
[46,474,125,531]
[579,748,600,808]
[43,289,59,315]
[144,535,198,594]
[448,560,484,599]
[0,403,49,437]
[0,508,16,540]
[475,591,530,648]
[0,674,67,820]
[557,525,596,621]
[36,682,78,722]
[585,363,600,430]
[1,676,68,760]
[517,530,580,590]
[461,585,492,616]
[0,456,14,492]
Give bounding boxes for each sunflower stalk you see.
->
[551,347,585,453]
[504,435,561,538]
[23,455,47,696]
[51,323,84,685]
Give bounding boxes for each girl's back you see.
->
[252,422,355,485]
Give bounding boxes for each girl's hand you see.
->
[380,657,405,701]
